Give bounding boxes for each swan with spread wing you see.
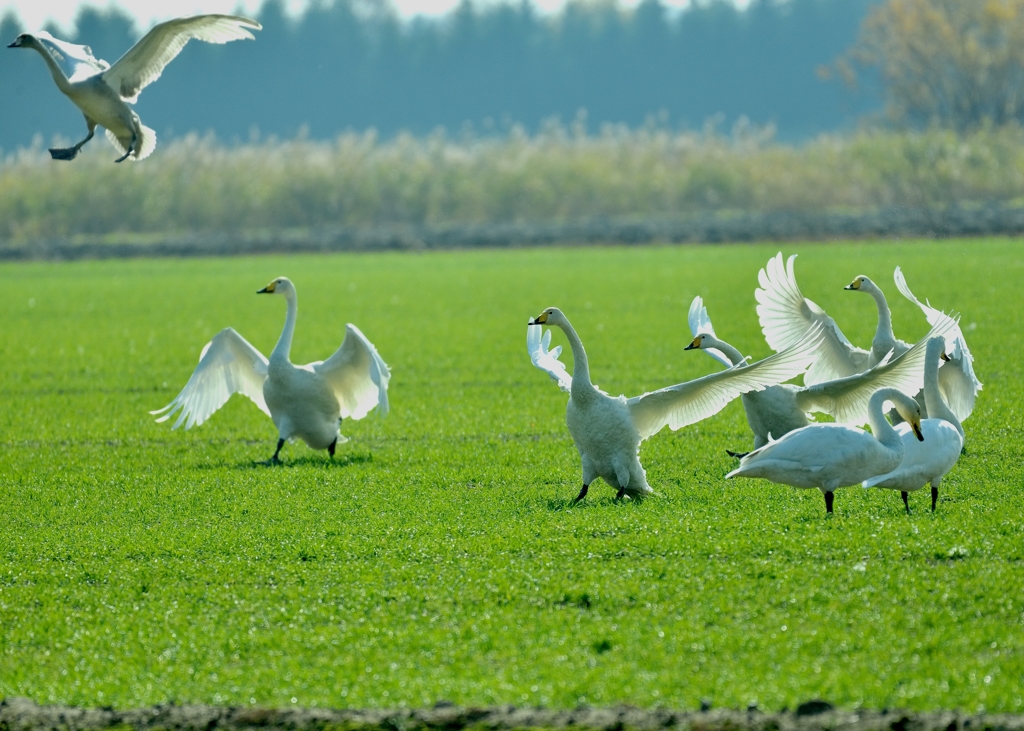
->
[8,14,260,162]
[152,277,390,464]
[527,307,824,503]
[686,296,956,454]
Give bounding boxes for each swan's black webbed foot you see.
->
[615,487,626,500]
[49,146,80,161]
[328,438,337,458]
[726,449,749,459]
[571,483,589,505]
[901,491,911,515]
[259,438,286,466]
[824,491,834,514]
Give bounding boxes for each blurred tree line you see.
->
[843,0,1024,131]
[0,0,878,152]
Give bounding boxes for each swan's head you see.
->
[7,34,32,49]
[257,276,295,296]
[844,275,877,292]
[685,332,715,350]
[530,307,568,327]
[893,397,924,442]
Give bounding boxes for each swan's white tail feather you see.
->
[104,125,157,161]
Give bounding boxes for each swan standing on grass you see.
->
[152,277,390,464]
[863,338,964,514]
[756,253,911,384]
[687,296,955,454]
[894,267,982,422]
[726,388,924,515]
[527,308,824,503]
[7,14,261,162]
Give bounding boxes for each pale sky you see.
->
[1,0,751,34]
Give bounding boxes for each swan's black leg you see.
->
[615,487,626,500]
[901,491,910,515]
[726,449,749,459]
[260,438,285,466]
[50,120,96,161]
[328,438,337,458]
[572,484,589,504]
[115,131,137,163]
[931,486,938,512]
[824,491,834,514]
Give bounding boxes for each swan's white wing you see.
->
[627,324,823,440]
[795,318,956,426]
[527,324,572,392]
[314,324,391,420]
[151,327,269,429]
[102,14,260,102]
[755,252,866,385]
[34,31,109,82]
[687,296,733,368]
[894,266,982,421]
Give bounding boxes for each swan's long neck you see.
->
[924,347,964,438]
[28,38,72,94]
[866,283,895,355]
[557,319,595,401]
[707,337,746,367]
[271,290,298,363]
[867,389,903,452]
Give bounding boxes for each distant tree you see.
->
[846,0,1024,129]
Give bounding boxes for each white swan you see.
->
[894,266,982,422]
[527,307,824,503]
[8,15,260,162]
[756,253,910,384]
[687,296,955,452]
[726,387,924,514]
[863,337,964,513]
[152,277,390,463]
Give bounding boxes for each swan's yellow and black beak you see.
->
[844,277,862,291]
[532,312,549,325]
[257,280,277,294]
[941,351,951,362]
[911,418,925,442]
[7,40,20,48]
[684,336,703,350]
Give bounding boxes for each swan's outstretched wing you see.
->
[34,31,109,82]
[102,14,260,102]
[795,318,956,426]
[151,327,269,429]
[894,266,982,420]
[314,324,391,420]
[627,324,824,440]
[687,296,733,368]
[527,324,572,392]
[755,252,867,385]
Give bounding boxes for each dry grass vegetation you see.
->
[4,125,1024,244]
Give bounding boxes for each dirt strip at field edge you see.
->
[3,697,1024,731]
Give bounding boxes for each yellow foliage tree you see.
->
[847,0,1024,129]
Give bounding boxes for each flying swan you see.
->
[726,387,924,514]
[8,14,261,162]
[686,295,955,453]
[152,277,390,463]
[527,307,824,503]
[862,337,964,514]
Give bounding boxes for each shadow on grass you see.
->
[223,452,375,470]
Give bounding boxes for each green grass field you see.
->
[1,240,1022,713]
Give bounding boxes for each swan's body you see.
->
[527,308,823,502]
[153,277,389,462]
[894,267,982,422]
[726,388,924,514]
[863,338,964,513]
[687,296,954,452]
[756,253,910,384]
[8,15,260,162]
